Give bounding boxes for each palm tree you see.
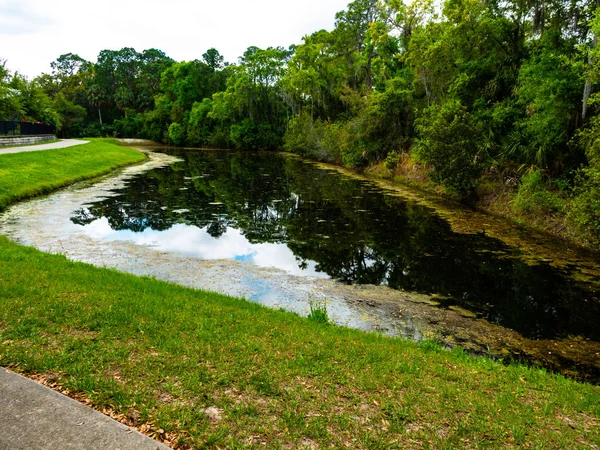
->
[87,84,107,125]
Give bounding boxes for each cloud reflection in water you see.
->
[81,217,328,278]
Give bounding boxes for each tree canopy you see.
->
[1,0,600,241]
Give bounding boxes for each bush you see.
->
[283,111,321,156]
[414,100,483,198]
[283,113,344,162]
[567,168,600,247]
[208,127,232,149]
[71,122,115,138]
[384,150,401,175]
[230,120,281,150]
[511,169,564,216]
[114,110,144,138]
[167,122,186,146]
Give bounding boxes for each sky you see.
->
[0,0,351,79]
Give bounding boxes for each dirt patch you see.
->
[68,329,100,340]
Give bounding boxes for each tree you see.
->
[86,84,108,125]
[52,92,86,137]
[0,60,22,120]
[203,48,225,71]
[415,100,483,198]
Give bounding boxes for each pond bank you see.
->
[1,237,600,449]
[0,139,599,448]
[361,159,599,253]
[2,146,599,382]
[0,139,145,211]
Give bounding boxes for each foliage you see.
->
[52,92,86,137]
[509,46,582,169]
[384,150,401,175]
[167,122,185,146]
[2,0,599,243]
[414,100,483,197]
[511,169,564,216]
[568,168,600,247]
[283,111,322,157]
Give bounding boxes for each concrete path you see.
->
[0,139,89,155]
[0,368,170,450]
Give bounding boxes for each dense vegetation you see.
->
[2,0,600,245]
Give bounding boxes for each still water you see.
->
[71,150,600,340]
[2,149,600,380]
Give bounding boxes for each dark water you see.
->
[71,150,600,343]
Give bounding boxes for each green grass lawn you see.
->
[0,138,145,210]
[0,140,599,449]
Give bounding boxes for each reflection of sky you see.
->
[80,218,328,278]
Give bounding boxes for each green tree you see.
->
[415,100,483,198]
[0,60,23,120]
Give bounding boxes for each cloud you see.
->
[0,0,53,35]
[82,219,328,278]
[0,0,350,78]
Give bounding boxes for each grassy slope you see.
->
[0,139,146,210]
[0,141,599,448]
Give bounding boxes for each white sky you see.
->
[0,0,350,79]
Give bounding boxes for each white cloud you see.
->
[0,0,350,78]
[0,0,53,35]
[82,218,328,278]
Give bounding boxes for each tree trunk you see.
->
[98,108,103,125]
[365,53,373,97]
[583,33,598,120]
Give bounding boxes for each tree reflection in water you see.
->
[71,150,600,341]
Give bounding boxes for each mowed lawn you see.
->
[0,140,599,449]
[0,139,145,210]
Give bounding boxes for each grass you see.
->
[1,240,599,449]
[0,139,599,448]
[0,138,146,211]
[307,299,330,324]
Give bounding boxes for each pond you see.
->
[2,148,600,381]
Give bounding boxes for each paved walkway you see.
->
[0,368,170,450]
[0,139,89,155]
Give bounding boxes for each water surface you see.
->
[2,149,599,380]
[71,150,600,341]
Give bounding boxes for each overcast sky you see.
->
[1,0,351,79]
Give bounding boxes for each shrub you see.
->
[414,100,483,198]
[114,110,144,138]
[167,122,186,146]
[230,120,281,150]
[384,150,401,175]
[283,111,321,156]
[283,113,345,163]
[511,169,564,216]
[567,168,600,247]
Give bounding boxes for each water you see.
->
[2,148,600,380]
[70,150,600,340]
